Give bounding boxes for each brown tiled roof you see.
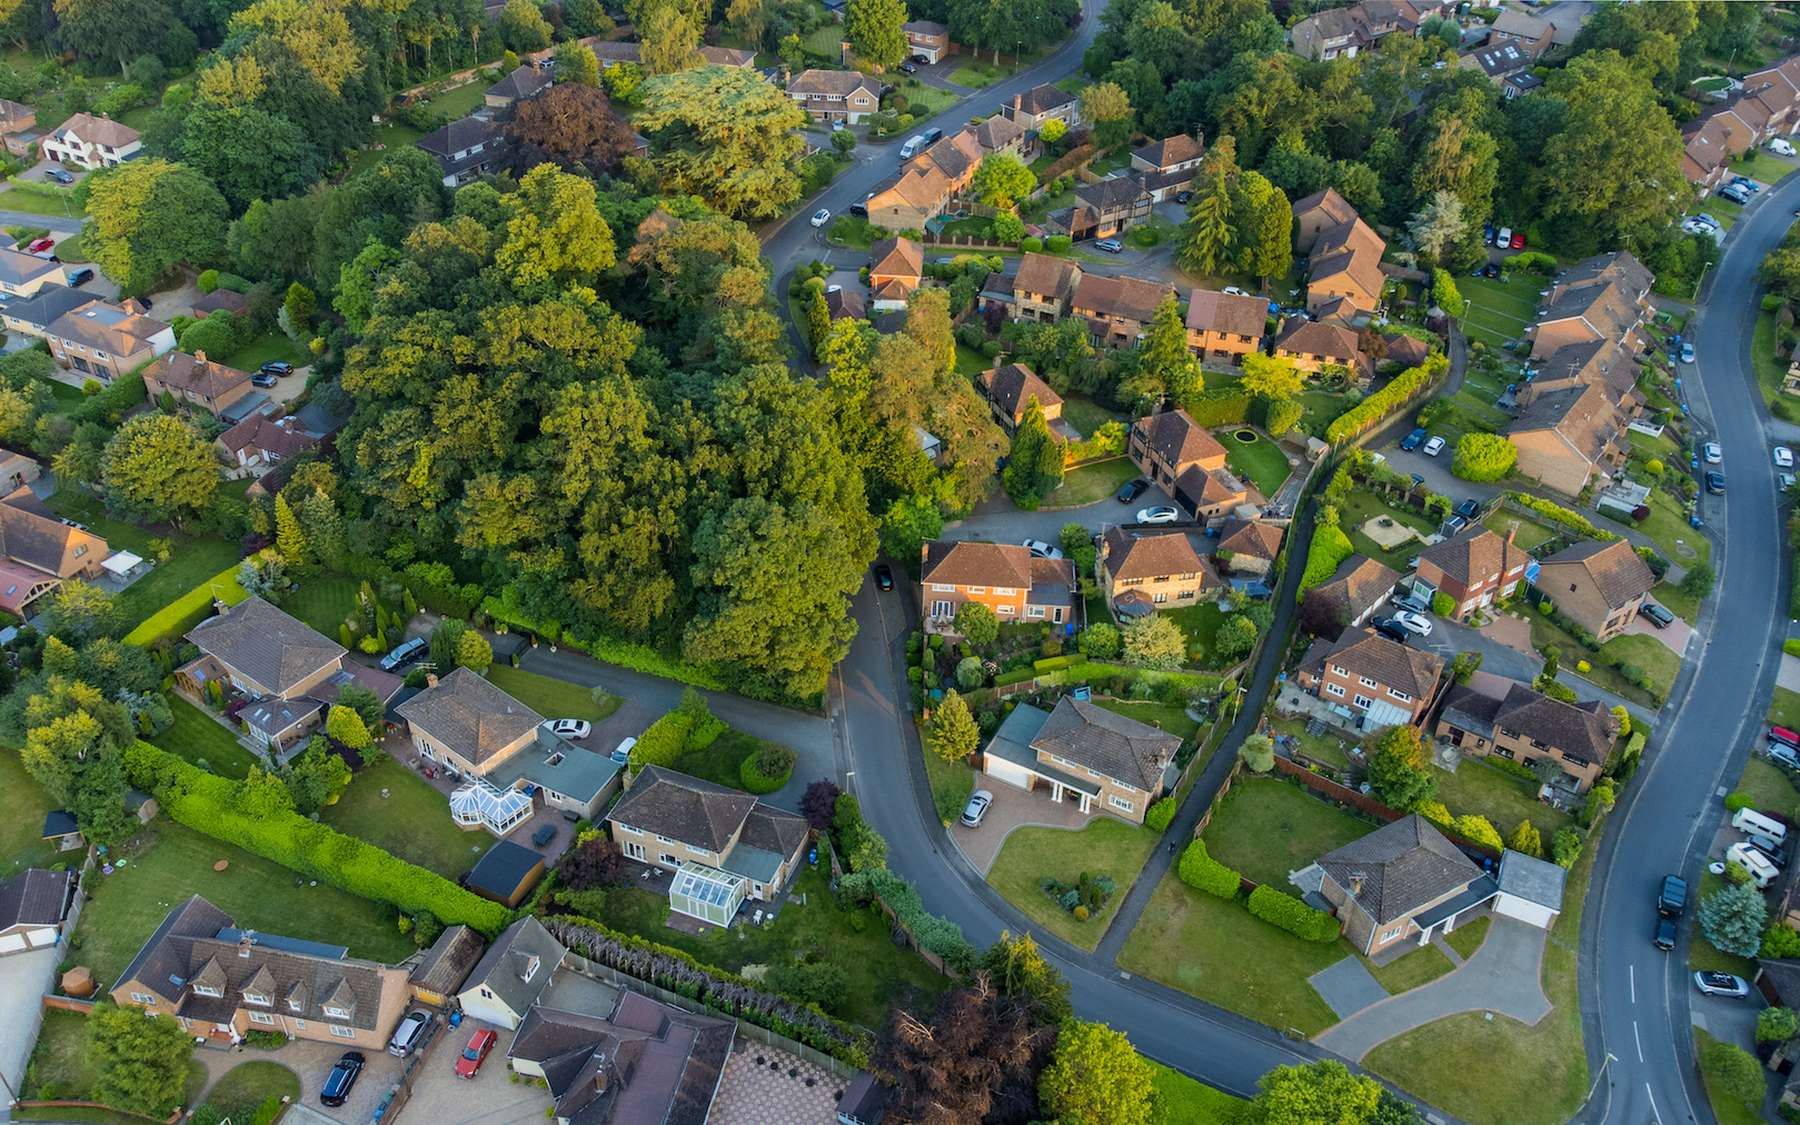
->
[1274,317,1359,362]
[1315,626,1445,698]
[824,286,865,320]
[1013,252,1081,303]
[921,539,1033,589]
[1072,273,1170,324]
[1132,134,1203,169]
[1014,83,1075,115]
[1175,464,1248,506]
[1308,217,1386,301]
[608,765,764,854]
[1381,334,1431,367]
[1074,174,1151,214]
[697,45,756,65]
[921,130,983,181]
[0,98,32,128]
[216,414,321,461]
[510,994,733,1125]
[973,115,1024,152]
[1101,527,1208,583]
[902,19,948,36]
[1316,815,1481,924]
[410,924,486,995]
[149,351,248,401]
[787,69,878,98]
[1540,539,1655,610]
[0,486,93,574]
[187,596,346,696]
[1029,696,1180,791]
[870,162,951,210]
[979,362,1062,421]
[395,666,542,766]
[1492,682,1616,766]
[1508,382,1621,465]
[1138,408,1225,469]
[48,298,169,355]
[1291,187,1358,229]
[1217,518,1284,561]
[1306,554,1398,627]
[53,112,137,149]
[869,236,923,280]
[1186,289,1267,339]
[1416,528,1528,588]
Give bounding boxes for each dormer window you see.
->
[243,991,269,1006]
[323,1005,351,1020]
[288,998,304,1013]
[192,984,223,998]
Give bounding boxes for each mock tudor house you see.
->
[1295,815,1490,957]
[457,916,565,1030]
[920,539,1077,633]
[1129,134,1205,202]
[144,350,253,418]
[1534,539,1655,643]
[1005,83,1081,132]
[42,112,140,169]
[1413,527,1531,621]
[1070,273,1171,347]
[1435,671,1618,795]
[903,19,952,63]
[45,298,174,380]
[1098,527,1219,619]
[607,766,810,918]
[1009,252,1083,322]
[177,597,355,752]
[1297,626,1446,728]
[1185,288,1267,364]
[1066,175,1153,241]
[977,362,1077,438]
[979,695,1179,824]
[1303,554,1399,638]
[111,895,413,1047]
[1128,406,1223,493]
[1215,518,1284,576]
[509,993,733,1125]
[787,69,880,123]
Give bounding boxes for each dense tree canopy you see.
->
[84,159,229,294]
[638,65,810,220]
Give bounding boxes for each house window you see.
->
[930,584,956,593]
[129,992,157,1006]
[993,587,1017,596]
[997,604,1014,615]
[323,1006,350,1020]
[248,1011,275,1025]
[1357,675,1378,689]
[1325,682,1346,698]
[1380,926,1402,943]
[1388,689,1412,703]
[288,999,303,1012]
[659,852,678,865]
[932,600,953,617]
[655,834,678,845]
[192,985,222,998]
[329,1026,357,1040]
[1108,794,1135,813]
[243,992,269,1006]
[1153,592,1168,604]
[1027,605,1045,618]
[616,823,639,835]
[293,1020,306,1030]
[1331,664,1348,676]
[968,586,988,594]
[1353,693,1373,709]
[1052,608,1065,623]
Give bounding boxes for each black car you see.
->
[260,361,295,377]
[1453,499,1482,520]
[251,372,278,388]
[1482,263,1500,279]
[1706,470,1726,494]
[47,169,74,185]
[898,62,917,74]
[1657,874,1687,917]
[321,1052,365,1107]
[848,200,868,216]
[873,563,894,591]
[1371,618,1411,644]
[1175,190,1192,204]
[1638,602,1675,629]
[1116,477,1149,504]
[1653,915,1677,951]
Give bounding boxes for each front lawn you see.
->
[1735,756,1800,824]
[150,697,263,780]
[889,78,957,118]
[203,1061,301,1121]
[1689,870,1756,978]
[1695,1029,1769,1125]
[1604,487,1708,566]
[23,1008,208,1111]
[1,748,59,872]
[1223,430,1291,496]
[319,757,485,879]
[1148,1061,1247,1124]
[986,816,1159,950]
[1597,632,1680,703]
[924,748,974,824]
[69,817,413,991]
[671,729,788,790]
[1525,609,1662,709]
[1430,757,1575,838]
[114,539,241,633]
[221,331,308,373]
[1775,687,1800,731]
[1366,941,1455,995]
[53,233,89,262]
[590,864,947,1030]
[1201,777,1372,888]
[948,59,1015,87]
[1046,455,1138,507]
[488,665,621,724]
[0,185,81,218]
[1651,578,1700,623]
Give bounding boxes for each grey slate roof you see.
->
[460,915,564,1017]
[395,666,543,766]
[1029,696,1180,792]
[487,65,551,101]
[410,924,486,996]
[1496,849,1566,912]
[187,596,346,696]
[0,248,61,289]
[0,868,72,929]
[3,283,91,331]
[609,766,807,860]
[467,840,543,901]
[509,995,733,1125]
[1316,815,1482,925]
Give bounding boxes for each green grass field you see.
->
[1597,632,1681,703]
[1046,455,1138,507]
[44,491,159,556]
[488,665,622,723]
[113,539,241,633]
[1729,148,1796,186]
[1202,777,1372,888]
[221,331,309,373]
[203,1061,300,1121]
[1223,430,1291,496]
[1457,273,1541,350]
[1,748,59,872]
[1772,687,1800,731]
[923,745,974,824]
[986,816,1159,950]
[1480,511,1559,551]
[1431,757,1575,838]
[150,697,263,779]
[1296,389,1351,437]
[24,1008,208,1110]
[1694,1029,1768,1125]
[281,576,362,636]
[0,185,81,218]
[1339,491,1436,574]
[1093,698,1200,742]
[1060,394,1121,439]
[1147,1061,1247,1123]
[320,757,486,878]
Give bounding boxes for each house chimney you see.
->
[1348,873,1365,898]
[194,350,206,366]
[426,672,439,688]
[238,931,254,957]
[1504,525,1516,547]
[592,1054,609,1093]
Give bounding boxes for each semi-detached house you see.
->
[1008,252,1083,322]
[919,539,1077,634]
[1435,671,1618,795]
[1412,527,1531,621]
[1070,273,1170,347]
[1534,538,1655,643]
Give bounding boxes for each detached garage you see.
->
[1492,849,1566,929]
[0,868,76,956]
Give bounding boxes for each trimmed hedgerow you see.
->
[123,563,249,647]
[1246,885,1340,942]
[838,866,978,972]
[1177,839,1240,899]
[1325,355,1447,445]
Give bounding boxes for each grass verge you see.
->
[986,817,1158,950]
[488,665,622,723]
[1147,1060,1247,1123]
[1694,1028,1769,1125]
[1046,456,1138,507]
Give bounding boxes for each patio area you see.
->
[709,1040,844,1124]
[1273,683,1366,739]
[950,770,1093,876]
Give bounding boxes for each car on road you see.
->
[809,208,831,227]
[322,1052,366,1106]
[1116,477,1149,504]
[24,237,53,254]
[1653,914,1677,950]
[1399,427,1427,452]
[960,789,993,828]
[544,719,591,740]
[260,361,294,377]
[1389,610,1432,637]
[1422,435,1446,456]
[388,1011,429,1058]
[1706,470,1726,494]
[1679,342,1695,364]
[1021,538,1063,560]
[1371,618,1411,644]
[610,736,637,765]
[251,372,278,388]
[1094,238,1123,252]
[897,61,916,73]
[1136,506,1180,524]
[1453,499,1482,520]
[900,134,926,157]
[1637,602,1675,629]
[873,563,894,591]
[455,1029,498,1078]
[379,635,428,671]
[1702,442,1722,464]
[1777,446,1795,469]
[1693,971,1750,998]
[1657,874,1687,916]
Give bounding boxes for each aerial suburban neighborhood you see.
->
[2,0,1800,1123]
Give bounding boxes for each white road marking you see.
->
[1629,964,1635,1004]
[1644,1082,1660,1123]
[1633,1020,1643,1062]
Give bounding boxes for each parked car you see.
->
[1094,238,1123,253]
[251,372,278,388]
[810,208,831,228]
[1679,342,1695,364]
[532,823,556,847]
[1496,226,1512,247]
[610,736,637,765]
[1391,592,1428,615]
[1399,427,1427,452]
[911,53,930,64]
[899,134,926,157]
[1440,515,1467,537]
[1653,914,1677,951]
[1657,873,1687,917]
[1483,223,1497,244]
[388,1011,429,1058]
[1732,175,1761,193]
[1768,725,1800,749]
[960,789,993,828]
[1422,435,1446,456]
[65,267,92,286]
[1453,499,1482,520]
[1116,477,1149,504]
[897,61,916,73]
[1510,231,1525,249]
[1136,506,1180,524]
[1021,538,1063,559]
[455,1029,498,1078]
[873,563,894,591]
[1482,262,1500,279]
[1720,183,1751,204]
[1776,446,1795,469]
[1371,618,1411,644]
[1693,971,1750,998]
[260,361,294,377]
[1703,442,1723,464]
[1774,138,1798,157]
[24,237,53,254]
[1637,602,1675,629]
[1786,471,1799,492]
[1223,286,1250,297]
[321,1053,366,1106]
[1771,743,1800,772]
[46,169,74,185]
[920,126,942,145]
[1706,470,1726,494]
[379,635,428,672]
[1174,190,1192,204]
[544,718,591,740]
[1390,610,1433,638]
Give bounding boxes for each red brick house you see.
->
[1412,527,1530,621]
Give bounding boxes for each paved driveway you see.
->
[1620,611,1693,657]
[399,1022,547,1125]
[0,946,59,1112]
[950,777,1090,875]
[284,1038,406,1125]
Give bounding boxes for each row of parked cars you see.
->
[321,1020,501,1107]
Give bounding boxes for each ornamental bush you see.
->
[1725,791,1754,812]
[629,710,694,771]
[1325,355,1447,445]
[1451,432,1517,482]
[739,742,796,793]
[1177,839,1240,898]
[1247,885,1340,942]
[1551,827,1584,868]
[1144,797,1175,832]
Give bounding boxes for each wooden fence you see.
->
[12,1100,181,1125]
[41,995,94,1014]
[825,844,954,976]
[1270,756,1503,861]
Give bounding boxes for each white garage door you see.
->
[0,933,25,954]
[1492,894,1556,929]
[983,755,1036,791]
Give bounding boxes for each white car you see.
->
[1222,286,1249,297]
[1136,506,1181,524]
[809,208,831,227]
[960,789,994,828]
[1422,435,1446,457]
[1704,442,1723,464]
[1496,226,1512,247]
[1694,971,1750,998]
[1021,538,1063,560]
[1390,610,1433,638]
[610,736,637,765]
[1774,138,1798,157]
[544,719,591,740]
[1782,471,1797,492]
[1776,446,1795,469]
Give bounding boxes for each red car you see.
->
[454,1029,497,1078]
[1509,231,1525,250]
[25,237,54,254]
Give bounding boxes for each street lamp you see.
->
[1584,1052,1619,1106]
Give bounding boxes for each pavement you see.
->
[938,482,1176,548]
[0,945,60,1116]
[1309,957,1388,1022]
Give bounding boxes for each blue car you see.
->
[1400,428,1427,452]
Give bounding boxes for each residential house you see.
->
[1005,84,1080,132]
[1297,814,1490,957]
[0,447,37,493]
[971,113,1028,159]
[1506,381,1629,496]
[1215,518,1285,576]
[508,994,733,1125]
[456,916,565,1030]
[1302,554,1399,637]
[868,236,924,310]
[1487,7,1555,55]
[1435,671,1618,795]
[903,19,952,63]
[607,765,810,911]
[1296,626,1446,727]
[41,113,139,170]
[1130,134,1204,202]
[865,162,952,231]
[1,283,91,342]
[1534,538,1655,643]
[787,70,880,123]
[919,539,1077,633]
[1686,56,1800,187]
[980,695,1179,823]
[1380,332,1432,370]
[825,285,866,321]
[1459,40,1536,84]
[484,65,552,110]
[417,114,504,187]
[1273,317,1367,380]
[176,597,349,751]
[0,248,64,299]
[1504,72,1544,100]
[407,925,485,1008]
[0,868,76,955]
[1292,187,1360,255]
[1530,251,1653,363]
[1289,6,1364,61]
[1066,175,1152,241]
[45,298,174,381]
[867,116,1030,231]
[0,485,109,614]
[1009,252,1082,322]
[1098,527,1219,619]
[111,895,413,1047]
[216,414,321,476]
[1305,215,1386,321]
[0,99,37,158]
[1070,272,1170,347]
[1128,406,1225,491]
[1185,288,1267,364]
[589,40,643,68]
[977,362,1077,438]
[698,45,757,66]
[144,351,253,418]
[1413,527,1531,621]
[466,840,546,908]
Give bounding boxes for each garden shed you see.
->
[669,862,748,927]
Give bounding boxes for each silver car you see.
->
[960,789,994,827]
[1693,971,1749,998]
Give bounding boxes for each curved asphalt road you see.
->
[1579,183,1799,1124]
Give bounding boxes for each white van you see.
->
[1727,842,1780,890]
[1731,806,1789,847]
[900,135,926,158]
[1772,138,1797,157]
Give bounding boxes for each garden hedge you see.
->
[1450,432,1517,482]
[839,866,978,972]
[123,742,510,934]
[1144,797,1175,833]
[738,743,796,794]
[1505,493,1618,541]
[1175,387,1254,427]
[123,563,249,647]
[1325,355,1447,445]
[1246,885,1340,942]
[1297,524,1355,596]
[1177,839,1240,899]
[629,710,695,772]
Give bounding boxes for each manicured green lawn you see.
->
[1266,714,1355,773]
[320,757,486,878]
[150,697,263,780]
[1202,777,1372,888]
[221,331,308,373]
[924,747,974,824]
[1430,757,1575,838]
[1772,687,1800,731]
[53,232,89,262]
[1223,430,1291,496]
[1046,455,1138,507]
[591,864,947,1030]
[1161,601,1229,667]
[421,79,486,120]
[1094,698,1199,742]
[889,77,957,118]
[1118,873,1343,1036]
[1480,511,1558,552]
[1735,757,1800,824]
[203,1061,300,1121]
[44,491,159,556]
[1525,609,1663,710]
[1296,390,1350,437]
[954,342,991,377]
[1147,1061,1247,1123]
[69,816,414,991]
[1060,394,1120,439]
[1604,487,1708,566]
[1694,1029,1768,1125]
[986,816,1159,950]
[948,59,1014,87]
[1701,195,1743,229]
[1444,915,1491,959]
[1,748,59,873]
[281,576,362,636]
[0,185,81,217]
[1366,941,1455,995]
[671,729,792,791]
[826,215,883,249]
[1338,491,1436,574]
[1598,632,1680,703]
[114,539,241,632]
[1457,274,1540,350]
[488,665,621,723]
[1651,578,1699,623]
